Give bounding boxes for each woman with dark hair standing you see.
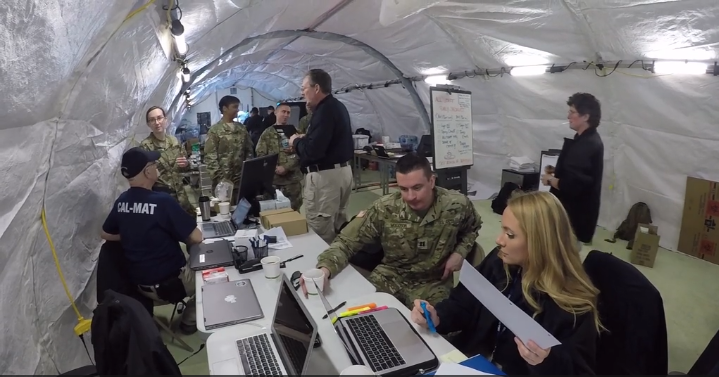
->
[139,106,195,216]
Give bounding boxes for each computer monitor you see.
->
[238,154,279,216]
[416,134,433,158]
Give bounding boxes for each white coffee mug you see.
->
[340,365,376,375]
[261,256,281,279]
[302,268,325,295]
[219,201,230,215]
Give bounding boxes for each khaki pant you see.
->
[303,165,353,244]
[137,259,196,326]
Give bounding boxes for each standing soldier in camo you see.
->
[204,95,255,205]
[139,106,195,216]
[255,103,303,211]
[297,102,312,134]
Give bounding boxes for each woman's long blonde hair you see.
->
[505,191,602,331]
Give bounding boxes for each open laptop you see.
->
[189,239,235,271]
[210,274,318,375]
[201,279,264,330]
[316,282,438,375]
[201,197,252,239]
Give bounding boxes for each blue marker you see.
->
[420,302,436,333]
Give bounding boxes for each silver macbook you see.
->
[201,197,252,239]
[201,279,264,330]
[211,274,318,375]
[189,239,234,271]
[316,282,438,375]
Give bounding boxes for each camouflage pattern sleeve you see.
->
[204,127,222,188]
[281,149,300,172]
[316,204,383,278]
[452,197,483,259]
[241,126,254,160]
[254,128,271,157]
[297,115,309,134]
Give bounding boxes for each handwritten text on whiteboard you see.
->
[431,91,473,169]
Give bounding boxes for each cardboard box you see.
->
[630,224,660,268]
[678,177,719,264]
[260,208,308,237]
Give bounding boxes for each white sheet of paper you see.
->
[459,260,561,349]
[234,229,258,238]
[435,363,495,375]
[539,153,559,193]
[263,227,292,250]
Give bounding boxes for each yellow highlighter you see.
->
[338,307,371,318]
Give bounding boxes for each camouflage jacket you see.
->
[139,133,188,191]
[255,125,302,185]
[316,187,482,282]
[297,113,312,134]
[204,121,254,188]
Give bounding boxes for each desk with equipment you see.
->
[194,147,501,375]
[196,232,504,375]
[428,85,473,195]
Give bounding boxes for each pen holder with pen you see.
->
[250,237,269,259]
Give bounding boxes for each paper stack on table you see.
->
[264,227,292,249]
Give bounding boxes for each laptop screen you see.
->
[272,278,314,375]
[232,197,251,226]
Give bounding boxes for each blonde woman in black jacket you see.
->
[411,191,601,375]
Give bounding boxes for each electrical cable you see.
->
[41,209,93,363]
[177,344,205,365]
[124,0,156,23]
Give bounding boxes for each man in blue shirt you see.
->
[101,147,202,334]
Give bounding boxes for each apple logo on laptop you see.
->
[224,295,237,304]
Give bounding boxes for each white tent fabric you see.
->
[2,0,719,373]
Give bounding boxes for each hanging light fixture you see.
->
[171,19,188,57]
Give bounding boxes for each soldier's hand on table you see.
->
[176,157,188,168]
[411,299,440,328]
[275,166,287,175]
[442,252,464,280]
[299,267,331,298]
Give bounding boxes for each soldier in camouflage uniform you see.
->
[305,153,482,308]
[204,96,254,204]
[255,103,303,211]
[139,106,195,216]
[297,103,312,134]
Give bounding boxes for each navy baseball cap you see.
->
[121,147,160,178]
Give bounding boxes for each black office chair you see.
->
[92,290,183,375]
[583,250,669,375]
[97,241,192,352]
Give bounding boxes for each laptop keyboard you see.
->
[214,221,233,236]
[346,315,406,372]
[236,334,281,375]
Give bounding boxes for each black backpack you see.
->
[605,202,652,249]
[491,182,521,215]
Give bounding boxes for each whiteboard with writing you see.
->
[430,88,473,170]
